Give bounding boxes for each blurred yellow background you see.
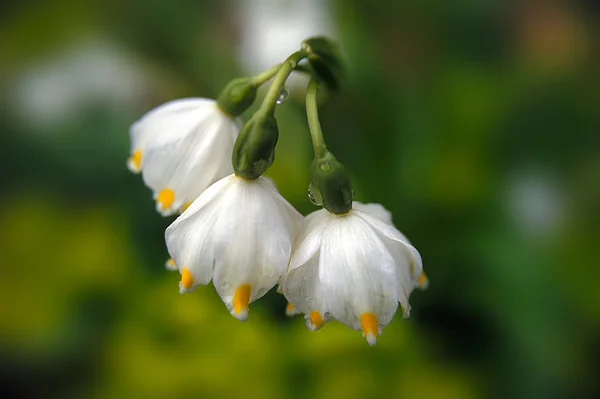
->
[1,0,599,398]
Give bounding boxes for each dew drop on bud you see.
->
[308,182,324,206]
[276,87,289,104]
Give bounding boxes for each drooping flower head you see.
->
[165,175,302,321]
[282,202,425,345]
[128,98,240,215]
[162,53,312,321]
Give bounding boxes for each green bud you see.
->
[302,37,345,91]
[216,77,258,117]
[232,112,279,180]
[309,151,353,214]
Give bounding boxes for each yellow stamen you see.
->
[418,272,428,288]
[181,202,192,212]
[286,303,295,313]
[360,313,378,346]
[129,149,142,172]
[233,284,251,316]
[157,189,175,211]
[309,311,323,329]
[181,268,193,289]
[166,258,176,270]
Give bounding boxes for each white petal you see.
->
[281,254,322,314]
[353,202,392,224]
[142,111,238,215]
[256,177,303,242]
[172,178,293,310]
[167,175,234,228]
[376,235,415,314]
[165,179,234,288]
[318,214,399,331]
[353,202,410,243]
[356,209,423,284]
[288,209,330,271]
[130,98,215,153]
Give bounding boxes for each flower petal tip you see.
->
[360,313,378,346]
[230,308,249,322]
[178,284,197,294]
[417,273,429,290]
[285,302,300,317]
[178,267,195,294]
[231,284,251,322]
[165,258,177,271]
[365,332,377,346]
[127,150,142,173]
[155,188,176,216]
[305,311,323,331]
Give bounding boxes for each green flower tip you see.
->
[217,77,258,117]
[232,112,279,180]
[309,151,353,214]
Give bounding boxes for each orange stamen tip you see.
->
[157,189,175,211]
[418,273,429,289]
[181,268,193,290]
[128,149,142,172]
[286,303,294,315]
[360,313,378,346]
[165,258,176,270]
[181,202,192,213]
[307,311,323,331]
[232,284,251,321]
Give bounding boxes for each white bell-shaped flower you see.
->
[127,98,240,215]
[281,202,425,346]
[165,174,302,321]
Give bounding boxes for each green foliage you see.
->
[0,0,599,398]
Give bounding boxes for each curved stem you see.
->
[306,79,327,158]
[260,50,309,113]
[251,64,281,86]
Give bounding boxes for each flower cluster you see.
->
[128,37,427,345]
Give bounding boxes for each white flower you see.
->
[281,202,426,346]
[127,98,240,216]
[165,174,302,321]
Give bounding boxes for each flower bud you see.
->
[302,37,345,91]
[216,77,258,117]
[232,112,279,180]
[309,151,353,214]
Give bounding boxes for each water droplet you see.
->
[276,87,289,104]
[308,182,324,206]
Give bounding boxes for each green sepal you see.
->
[302,37,345,91]
[216,77,258,117]
[309,151,353,214]
[232,112,279,180]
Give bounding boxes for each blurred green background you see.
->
[1,0,599,398]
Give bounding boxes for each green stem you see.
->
[306,79,327,158]
[259,50,309,113]
[251,64,281,86]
